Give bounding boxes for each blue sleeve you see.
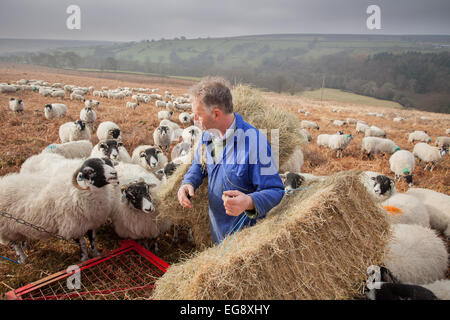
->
[181,140,206,190]
[247,133,284,219]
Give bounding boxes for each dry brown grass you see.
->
[0,63,448,298]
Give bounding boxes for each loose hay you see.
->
[155,84,305,248]
[152,171,391,300]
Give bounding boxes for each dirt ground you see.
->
[0,63,448,298]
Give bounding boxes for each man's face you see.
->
[192,99,216,131]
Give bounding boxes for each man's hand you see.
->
[222,190,254,216]
[178,184,194,209]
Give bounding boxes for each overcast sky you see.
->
[1,0,449,41]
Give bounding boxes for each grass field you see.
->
[0,63,448,299]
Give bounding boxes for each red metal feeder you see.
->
[5,240,169,300]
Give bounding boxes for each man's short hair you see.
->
[189,76,233,114]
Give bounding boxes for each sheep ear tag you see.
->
[346,134,351,138]
[394,147,401,152]
[402,169,410,175]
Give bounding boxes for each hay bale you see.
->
[152,172,391,300]
[155,84,305,248]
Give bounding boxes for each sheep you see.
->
[405,188,450,237]
[389,150,415,186]
[384,224,448,285]
[408,130,431,144]
[96,121,121,141]
[70,93,85,102]
[359,171,396,202]
[435,136,450,148]
[316,134,331,147]
[361,137,400,159]
[346,118,356,124]
[153,126,173,154]
[412,142,447,172]
[160,119,183,142]
[59,120,91,143]
[155,100,166,108]
[9,98,24,113]
[356,122,369,134]
[39,87,52,97]
[381,193,430,228]
[50,90,65,99]
[91,140,131,163]
[80,106,97,129]
[327,132,353,158]
[158,110,173,121]
[364,126,386,138]
[41,140,93,159]
[393,117,405,123]
[20,153,82,175]
[300,120,319,130]
[332,120,347,127]
[0,84,19,93]
[280,147,304,173]
[155,162,180,182]
[44,103,68,120]
[299,129,312,143]
[126,101,139,109]
[131,145,168,173]
[72,89,87,96]
[179,112,194,127]
[0,157,119,262]
[85,99,100,108]
[181,125,202,147]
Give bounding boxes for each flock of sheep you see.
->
[1,77,449,300]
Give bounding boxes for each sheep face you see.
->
[371,175,393,198]
[74,158,118,189]
[108,128,121,140]
[140,147,163,168]
[75,120,86,132]
[164,161,179,178]
[158,126,170,137]
[121,181,157,213]
[439,147,448,157]
[279,172,305,194]
[98,140,122,160]
[44,104,52,111]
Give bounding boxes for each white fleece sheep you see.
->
[332,120,347,127]
[412,142,447,171]
[408,130,431,144]
[381,193,430,228]
[70,93,85,102]
[393,117,405,123]
[316,134,330,147]
[155,100,166,108]
[181,125,202,147]
[59,120,91,143]
[384,224,448,285]
[389,150,415,185]
[126,101,139,109]
[179,112,193,127]
[158,110,173,121]
[361,137,400,159]
[364,126,386,138]
[0,84,19,93]
[435,136,450,148]
[44,103,67,120]
[51,90,65,99]
[405,188,450,237]
[80,106,97,126]
[96,121,122,141]
[9,98,24,113]
[91,140,132,163]
[0,158,118,262]
[160,119,183,141]
[327,132,353,158]
[131,145,168,173]
[300,120,319,130]
[85,99,100,108]
[356,122,369,134]
[41,140,93,159]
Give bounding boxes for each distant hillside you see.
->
[0,38,121,56]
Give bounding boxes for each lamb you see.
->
[44,103,68,120]
[91,140,132,163]
[179,112,194,127]
[327,132,353,158]
[300,120,319,130]
[96,121,122,141]
[51,90,65,99]
[359,171,396,202]
[381,193,430,228]
[158,110,173,121]
[408,130,431,144]
[405,188,450,237]
[181,125,202,147]
[280,147,304,173]
[361,137,400,159]
[126,101,139,109]
[41,140,93,159]
[131,145,168,173]
[356,122,369,134]
[70,93,85,102]
[9,98,24,113]
[364,126,386,138]
[389,150,415,186]
[435,136,450,148]
[0,158,119,262]
[59,120,91,143]
[412,142,447,171]
[80,106,97,130]
[384,224,448,285]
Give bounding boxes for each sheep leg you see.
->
[187,227,194,244]
[424,162,429,171]
[75,237,89,262]
[10,241,27,264]
[430,162,435,172]
[86,230,101,257]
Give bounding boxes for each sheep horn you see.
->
[72,169,89,190]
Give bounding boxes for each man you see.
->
[177,76,284,244]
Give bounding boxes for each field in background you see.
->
[0,64,448,298]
